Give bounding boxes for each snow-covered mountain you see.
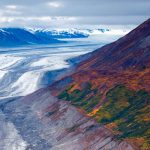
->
[0,27,130,47]
[29,28,89,39]
[0,29,26,47]
[0,28,62,47]
[28,28,130,38]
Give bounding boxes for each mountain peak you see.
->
[118,18,150,45]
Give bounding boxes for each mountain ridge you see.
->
[51,19,150,149]
[0,27,130,47]
[28,28,129,38]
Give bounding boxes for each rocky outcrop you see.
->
[0,88,135,150]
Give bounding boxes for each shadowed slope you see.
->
[0,28,62,47]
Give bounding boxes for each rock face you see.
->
[0,88,134,150]
[51,19,150,149]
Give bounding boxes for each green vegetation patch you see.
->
[58,82,101,113]
[95,85,150,148]
[58,83,150,149]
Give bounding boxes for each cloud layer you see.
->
[0,0,149,28]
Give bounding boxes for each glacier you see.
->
[0,42,103,99]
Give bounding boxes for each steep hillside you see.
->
[0,88,135,150]
[51,19,150,149]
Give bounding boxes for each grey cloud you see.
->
[0,0,149,28]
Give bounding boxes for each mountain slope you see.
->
[0,28,62,47]
[51,19,150,149]
[0,29,27,46]
[0,88,134,150]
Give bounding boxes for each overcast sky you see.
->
[0,0,149,29]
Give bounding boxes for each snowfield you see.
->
[0,42,103,99]
[0,55,23,70]
[0,110,27,150]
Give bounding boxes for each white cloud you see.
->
[0,17,15,23]
[5,5,17,9]
[0,16,78,28]
[47,1,62,8]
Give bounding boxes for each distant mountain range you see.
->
[29,28,129,38]
[51,19,150,149]
[0,27,129,47]
[31,28,89,39]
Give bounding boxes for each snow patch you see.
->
[0,55,23,70]
[0,111,28,150]
[10,71,41,96]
